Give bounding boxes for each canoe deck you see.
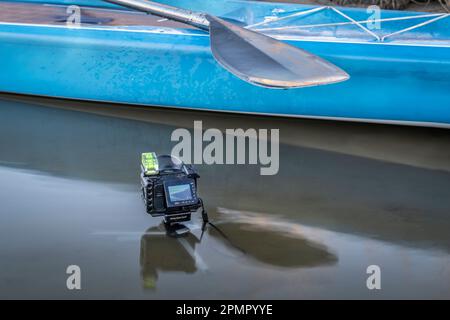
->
[0,1,194,28]
[2,1,449,45]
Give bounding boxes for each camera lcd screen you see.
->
[167,184,193,202]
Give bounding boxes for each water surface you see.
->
[0,94,450,299]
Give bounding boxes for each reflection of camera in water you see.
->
[140,225,199,289]
[140,153,202,225]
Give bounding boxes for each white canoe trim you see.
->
[1,21,450,48]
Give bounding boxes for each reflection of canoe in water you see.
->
[1,0,450,126]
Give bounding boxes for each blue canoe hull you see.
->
[0,0,449,127]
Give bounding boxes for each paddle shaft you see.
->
[104,0,210,30]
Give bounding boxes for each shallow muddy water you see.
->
[0,94,450,299]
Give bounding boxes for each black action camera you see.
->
[140,153,201,224]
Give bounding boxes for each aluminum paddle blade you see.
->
[207,15,350,89]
